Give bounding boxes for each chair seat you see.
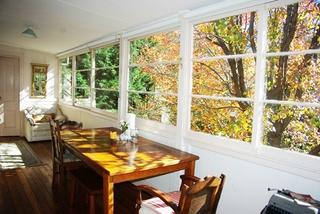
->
[140,191,180,214]
[69,167,102,194]
[63,150,80,163]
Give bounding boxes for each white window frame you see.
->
[74,51,92,109]
[189,9,259,143]
[184,0,320,180]
[127,28,181,130]
[59,56,73,105]
[91,43,120,117]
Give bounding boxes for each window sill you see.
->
[58,102,118,120]
[136,117,177,140]
[185,130,320,182]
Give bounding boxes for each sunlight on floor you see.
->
[0,143,25,169]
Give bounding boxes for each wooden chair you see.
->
[49,119,83,189]
[60,120,83,130]
[49,119,103,213]
[136,174,226,214]
[69,167,102,214]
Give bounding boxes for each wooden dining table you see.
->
[60,127,199,214]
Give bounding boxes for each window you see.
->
[192,12,257,142]
[59,57,72,103]
[128,31,180,125]
[58,0,320,160]
[75,52,92,108]
[93,44,120,112]
[263,0,320,156]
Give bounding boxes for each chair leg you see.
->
[60,166,66,187]
[88,194,95,214]
[69,177,76,208]
[52,162,59,189]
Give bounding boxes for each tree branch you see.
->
[198,62,234,96]
[248,12,257,53]
[309,144,320,156]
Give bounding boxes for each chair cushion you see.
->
[32,114,54,123]
[140,191,180,214]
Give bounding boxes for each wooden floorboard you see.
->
[0,138,139,214]
[0,140,65,214]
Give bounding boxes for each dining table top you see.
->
[60,127,199,180]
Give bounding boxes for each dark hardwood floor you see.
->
[0,138,138,214]
[0,139,65,214]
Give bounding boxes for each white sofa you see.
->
[24,105,66,142]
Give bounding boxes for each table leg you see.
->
[184,161,195,186]
[103,174,114,214]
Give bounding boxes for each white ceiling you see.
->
[0,0,222,54]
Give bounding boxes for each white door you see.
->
[0,57,20,136]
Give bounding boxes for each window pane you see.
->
[194,12,257,58]
[95,45,119,68]
[60,57,72,102]
[95,69,119,90]
[75,87,90,98]
[76,71,90,88]
[191,98,253,142]
[268,0,320,52]
[128,92,177,125]
[129,65,179,94]
[76,52,91,70]
[263,104,320,156]
[266,54,320,102]
[130,31,180,64]
[193,57,255,97]
[94,89,118,112]
[75,88,91,108]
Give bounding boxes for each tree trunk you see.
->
[266,3,298,148]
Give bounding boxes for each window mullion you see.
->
[178,17,193,145]
[251,7,268,148]
[91,50,96,109]
[72,55,76,106]
[119,36,129,122]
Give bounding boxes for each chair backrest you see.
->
[178,174,225,214]
[60,120,83,130]
[49,119,64,163]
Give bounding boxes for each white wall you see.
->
[0,44,58,134]
[187,143,320,213]
[59,104,117,128]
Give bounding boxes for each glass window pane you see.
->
[266,54,320,102]
[94,89,118,112]
[194,12,257,58]
[75,88,91,108]
[263,104,320,156]
[75,87,90,98]
[60,57,72,102]
[76,71,90,88]
[129,64,179,94]
[95,44,119,68]
[130,31,180,64]
[128,92,177,125]
[268,0,320,52]
[191,98,253,142]
[95,69,119,90]
[193,57,255,97]
[76,52,91,70]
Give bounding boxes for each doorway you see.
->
[0,56,20,136]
